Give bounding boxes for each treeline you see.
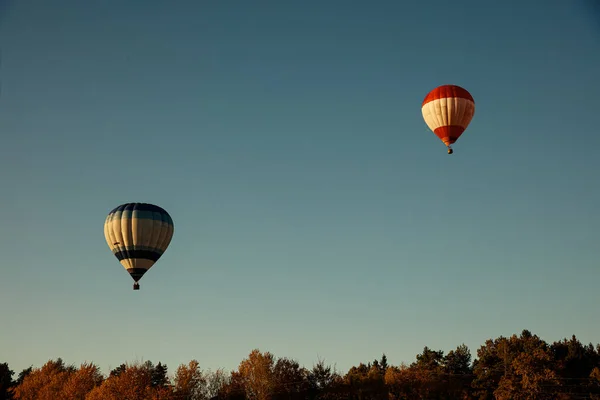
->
[2,329,600,399]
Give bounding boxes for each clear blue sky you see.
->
[1,0,600,377]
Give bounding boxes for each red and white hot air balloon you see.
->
[421,85,475,154]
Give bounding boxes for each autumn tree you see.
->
[342,360,387,400]
[12,358,75,400]
[85,361,173,400]
[237,349,276,400]
[173,360,206,400]
[385,364,420,400]
[590,367,600,400]
[7,329,600,399]
[59,362,103,399]
[343,362,369,399]
[493,330,559,400]
[472,330,563,400]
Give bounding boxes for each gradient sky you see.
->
[1,0,600,377]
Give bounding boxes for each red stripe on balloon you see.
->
[422,85,474,107]
[433,126,466,145]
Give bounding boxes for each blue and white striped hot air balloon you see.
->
[104,203,174,290]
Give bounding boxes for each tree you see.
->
[306,358,342,400]
[205,368,229,400]
[307,358,337,391]
[385,364,420,400]
[272,357,309,399]
[14,368,31,388]
[412,346,444,371]
[219,371,246,400]
[85,362,173,400]
[12,358,74,400]
[343,362,369,397]
[173,360,206,400]
[444,344,472,375]
[443,344,473,399]
[590,367,600,400]
[551,335,600,397]
[7,329,600,400]
[237,349,276,400]
[109,364,126,378]
[410,347,446,399]
[152,362,170,388]
[472,338,508,400]
[0,363,14,400]
[379,354,388,374]
[489,330,559,400]
[343,361,386,400]
[59,362,103,399]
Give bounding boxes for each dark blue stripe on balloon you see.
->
[115,250,162,262]
[109,210,173,223]
[127,268,148,282]
[108,203,171,218]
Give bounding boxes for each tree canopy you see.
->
[3,329,600,399]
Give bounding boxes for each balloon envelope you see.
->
[104,203,174,286]
[421,85,475,147]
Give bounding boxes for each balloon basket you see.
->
[133,283,140,290]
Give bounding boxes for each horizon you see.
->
[5,328,598,379]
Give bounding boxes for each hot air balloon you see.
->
[421,84,475,154]
[104,203,174,290]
